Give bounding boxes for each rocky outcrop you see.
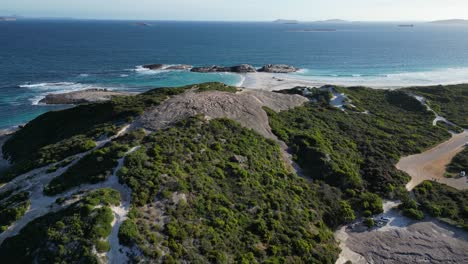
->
[191,64,256,73]
[39,89,134,105]
[230,64,257,73]
[142,64,164,70]
[134,89,308,140]
[165,64,192,70]
[258,64,298,73]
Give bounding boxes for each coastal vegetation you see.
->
[0,82,466,262]
[43,142,129,195]
[118,117,342,263]
[0,191,30,232]
[446,147,467,176]
[267,86,449,198]
[0,84,235,184]
[408,84,468,128]
[0,188,120,263]
[414,181,467,229]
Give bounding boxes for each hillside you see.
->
[0,82,467,262]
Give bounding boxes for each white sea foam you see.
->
[292,67,468,87]
[20,82,77,89]
[236,74,246,87]
[21,82,119,105]
[134,65,164,75]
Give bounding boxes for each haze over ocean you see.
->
[1,19,468,129]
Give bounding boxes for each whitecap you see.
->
[134,65,164,75]
[289,67,468,87]
[19,82,77,89]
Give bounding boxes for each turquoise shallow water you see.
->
[1,20,468,129]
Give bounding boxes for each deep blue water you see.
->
[1,20,468,129]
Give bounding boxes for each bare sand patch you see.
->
[396,131,468,191]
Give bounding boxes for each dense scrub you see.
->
[194,82,239,93]
[407,84,468,128]
[267,86,449,196]
[0,87,188,183]
[118,117,342,263]
[43,130,146,196]
[446,147,467,175]
[0,191,30,232]
[43,143,129,195]
[0,188,120,263]
[414,181,468,229]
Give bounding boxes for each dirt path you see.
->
[396,131,468,191]
[0,125,132,246]
[106,146,139,264]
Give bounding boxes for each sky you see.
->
[1,0,468,21]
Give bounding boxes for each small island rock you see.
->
[258,64,298,73]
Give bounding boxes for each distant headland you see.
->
[0,17,17,21]
[273,19,299,24]
[430,19,468,25]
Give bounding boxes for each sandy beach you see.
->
[240,72,403,91]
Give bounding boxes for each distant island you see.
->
[0,17,17,21]
[430,19,468,25]
[315,19,349,23]
[273,19,299,24]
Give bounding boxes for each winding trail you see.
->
[395,95,468,190]
[106,146,139,264]
[0,125,132,246]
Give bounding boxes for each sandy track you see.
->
[397,131,468,191]
[0,125,132,246]
[106,146,139,264]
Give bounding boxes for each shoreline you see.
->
[239,72,405,90]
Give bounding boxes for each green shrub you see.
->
[364,218,375,227]
[402,208,424,220]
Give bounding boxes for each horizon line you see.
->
[2,15,468,23]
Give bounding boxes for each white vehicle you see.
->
[380,217,391,222]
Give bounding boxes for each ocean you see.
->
[1,19,468,129]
